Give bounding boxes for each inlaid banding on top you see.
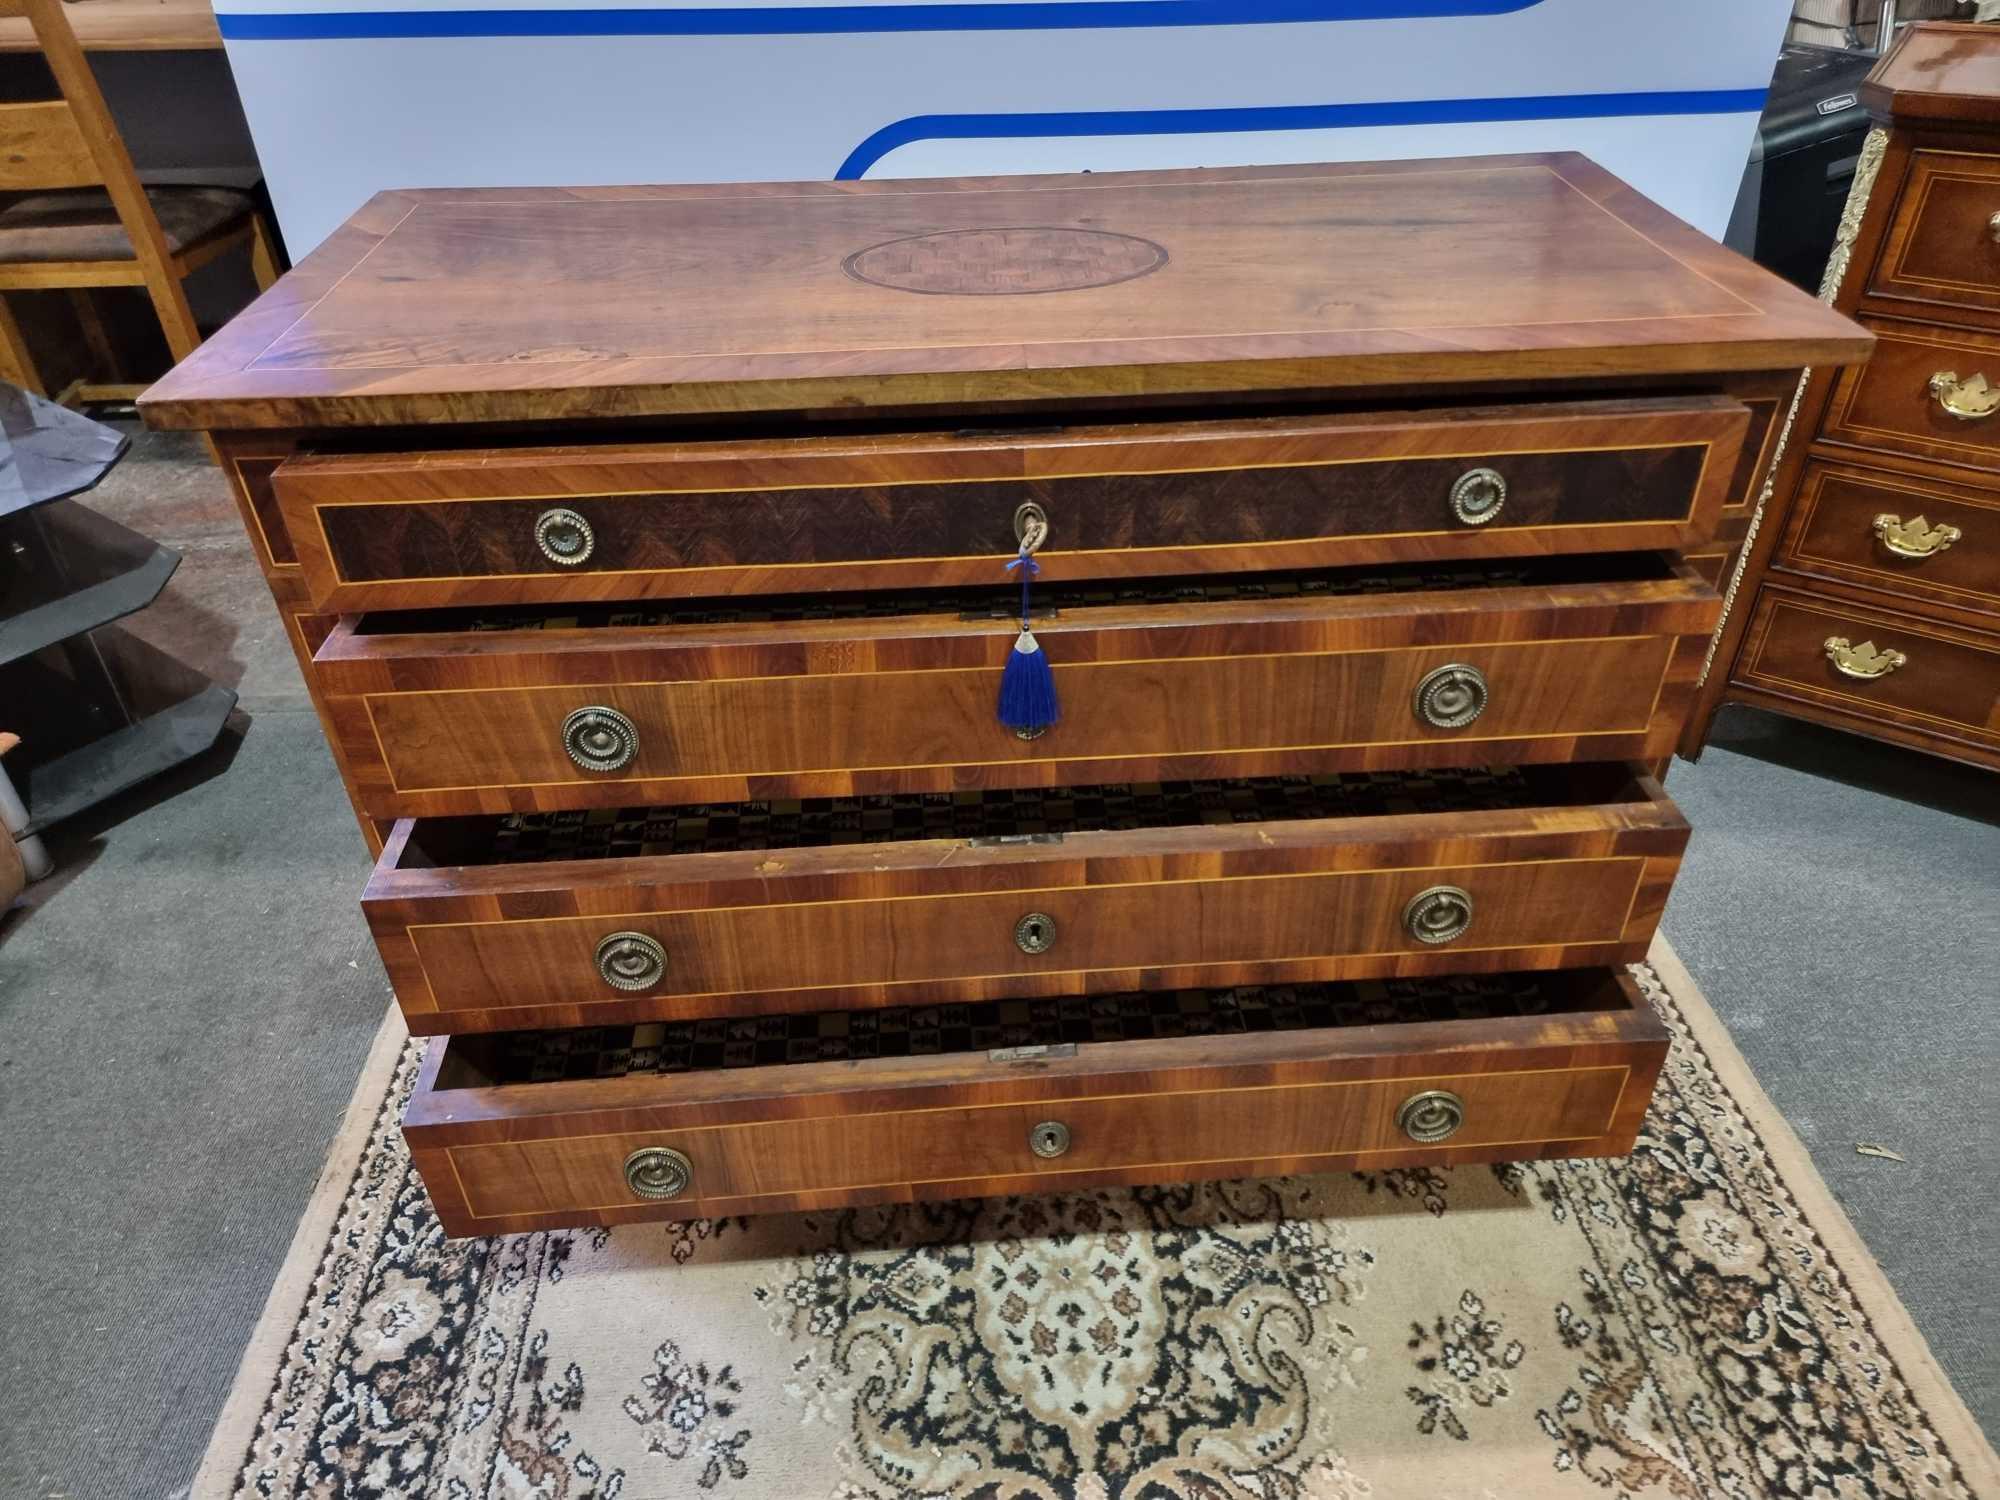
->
[842,226,1170,295]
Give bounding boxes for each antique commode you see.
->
[1686,23,2000,769]
[140,158,1868,1236]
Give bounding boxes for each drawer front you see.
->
[318,560,1720,817]
[1780,459,2000,615]
[275,397,1746,611]
[1735,588,2000,749]
[1867,149,2000,316]
[1823,322,2000,470]
[404,971,1668,1234]
[333,633,1692,816]
[366,774,1686,1031]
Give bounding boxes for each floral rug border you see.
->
[190,938,2000,1498]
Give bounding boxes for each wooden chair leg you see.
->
[0,295,45,395]
[68,289,119,381]
[139,270,203,363]
[248,213,280,291]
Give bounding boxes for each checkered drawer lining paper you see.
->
[359,557,1628,637]
[470,972,1581,1086]
[479,766,1548,864]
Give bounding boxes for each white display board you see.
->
[214,0,1790,259]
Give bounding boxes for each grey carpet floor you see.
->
[1662,706,2000,1435]
[0,429,1993,1500]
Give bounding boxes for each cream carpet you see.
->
[192,939,1998,1500]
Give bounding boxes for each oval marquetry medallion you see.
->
[842,226,1169,295]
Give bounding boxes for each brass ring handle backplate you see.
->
[1028,1120,1071,1158]
[1928,370,2000,420]
[624,1146,693,1201]
[562,705,638,772]
[1396,1090,1465,1145]
[1014,911,1057,954]
[1403,885,1474,945]
[596,931,667,991]
[1824,636,1907,680]
[1873,512,1962,559]
[1449,467,1508,526]
[1013,500,1049,551]
[534,506,595,566]
[1413,663,1488,729]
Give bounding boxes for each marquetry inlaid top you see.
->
[139,154,1869,430]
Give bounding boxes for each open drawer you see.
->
[315,554,1722,819]
[275,395,1747,611]
[367,763,1687,1034]
[404,966,1671,1235]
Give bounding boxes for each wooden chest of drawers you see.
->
[141,155,1867,1235]
[1688,23,2000,768]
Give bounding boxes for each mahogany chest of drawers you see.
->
[1688,23,2000,768]
[141,156,1868,1236]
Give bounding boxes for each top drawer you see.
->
[274,397,1748,612]
[1868,149,2000,319]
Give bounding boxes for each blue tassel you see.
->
[999,540,1059,732]
[999,627,1059,732]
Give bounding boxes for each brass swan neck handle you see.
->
[1824,637,1908,680]
[1929,370,2000,421]
[1872,512,1962,559]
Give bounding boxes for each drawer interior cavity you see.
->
[392,762,1653,869]
[434,968,1632,1090]
[354,553,1675,637]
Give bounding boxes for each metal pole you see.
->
[1876,0,1898,53]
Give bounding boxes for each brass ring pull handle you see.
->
[1396,1090,1465,1145]
[1403,885,1473,945]
[624,1146,693,1201]
[595,931,667,991]
[1872,512,1962,559]
[1928,371,2000,420]
[1413,663,1488,729]
[1014,911,1056,954]
[1013,501,1049,552]
[534,506,595,566]
[1449,467,1508,526]
[1824,636,1907,680]
[562,705,638,772]
[1028,1120,1071,1158]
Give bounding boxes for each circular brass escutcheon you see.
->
[534,506,595,565]
[1029,1120,1071,1158]
[562,705,638,772]
[624,1146,693,1201]
[1403,885,1473,945]
[1396,1090,1465,1145]
[1449,467,1508,526]
[1413,663,1488,730]
[596,930,667,991]
[1014,911,1057,954]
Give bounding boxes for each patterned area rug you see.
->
[194,940,1997,1500]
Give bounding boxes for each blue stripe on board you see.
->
[215,0,1541,40]
[836,87,1770,178]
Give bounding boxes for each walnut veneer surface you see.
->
[1688,24,2000,769]
[141,156,1870,1235]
